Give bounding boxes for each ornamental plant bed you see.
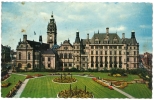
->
[1,83,11,88]
[1,74,10,81]
[58,85,93,98]
[53,74,76,83]
[26,75,34,79]
[34,74,44,77]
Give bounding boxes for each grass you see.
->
[17,72,140,81]
[20,76,127,98]
[1,74,26,97]
[2,72,152,98]
[122,83,152,98]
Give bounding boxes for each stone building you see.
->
[16,13,139,71]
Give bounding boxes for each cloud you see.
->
[1,2,152,54]
[139,25,151,29]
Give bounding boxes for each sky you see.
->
[1,1,153,54]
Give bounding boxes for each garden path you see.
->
[112,86,135,98]
[13,79,29,98]
[104,81,135,99]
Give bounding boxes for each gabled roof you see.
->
[27,40,49,50]
[90,33,122,44]
[42,49,55,54]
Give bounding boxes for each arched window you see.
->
[18,63,22,68]
[19,52,21,60]
[69,53,72,59]
[27,63,31,68]
[28,52,30,60]
[64,53,67,59]
[60,53,63,58]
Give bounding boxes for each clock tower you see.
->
[47,12,57,48]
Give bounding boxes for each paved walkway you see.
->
[112,86,135,99]
[13,79,29,98]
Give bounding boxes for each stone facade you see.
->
[16,13,139,71]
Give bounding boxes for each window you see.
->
[69,53,72,59]
[110,51,112,55]
[127,57,129,61]
[100,63,103,67]
[91,64,94,67]
[105,46,107,49]
[114,46,117,49]
[134,58,136,62]
[82,64,85,67]
[28,52,30,60]
[105,56,107,62]
[69,63,72,67]
[48,57,50,61]
[48,64,50,68]
[100,51,102,55]
[96,56,98,62]
[27,63,31,68]
[105,51,107,55]
[134,64,136,68]
[119,57,122,62]
[110,56,112,62]
[109,46,112,49]
[134,51,136,55]
[91,56,94,62]
[114,51,116,55]
[119,46,122,49]
[60,53,63,58]
[134,47,136,49]
[77,46,79,49]
[91,51,93,55]
[91,46,94,49]
[95,46,98,49]
[100,46,103,49]
[19,52,21,60]
[119,51,121,55]
[64,53,67,59]
[96,51,98,55]
[127,52,129,55]
[77,56,79,61]
[100,56,103,62]
[82,58,85,61]
[114,56,117,62]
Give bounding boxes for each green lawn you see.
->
[20,76,127,98]
[122,83,152,98]
[2,72,152,98]
[17,72,140,81]
[1,74,26,97]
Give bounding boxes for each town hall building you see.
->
[16,13,139,71]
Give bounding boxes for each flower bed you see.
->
[34,74,44,77]
[92,78,109,88]
[58,85,93,98]
[53,77,76,83]
[26,75,34,79]
[119,82,128,89]
[1,83,11,88]
[1,74,10,81]
[6,80,22,97]
[88,74,94,77]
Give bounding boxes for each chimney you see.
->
[23,34,27,42]
[106,27,109,34]
[39,35,42,43]
[122,33,125,39]
[131,30,135,38]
